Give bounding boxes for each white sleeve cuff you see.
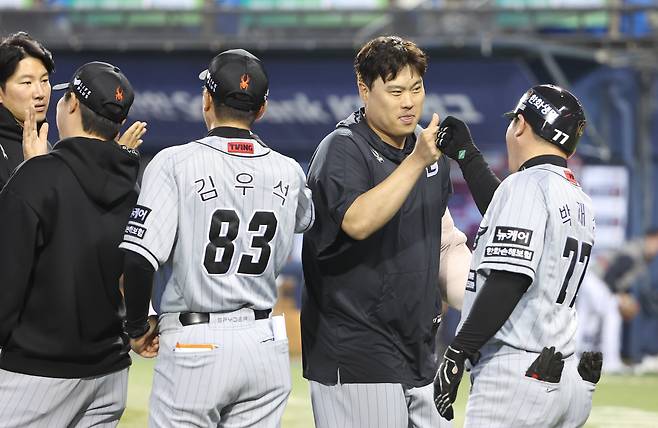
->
[119,241,159,271]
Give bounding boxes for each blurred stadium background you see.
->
[2,0,657,426]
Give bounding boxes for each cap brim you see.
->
[52,83,70,91]
[503,111,517,119]
[199,69,209,81]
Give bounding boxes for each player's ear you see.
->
[514,114,527,138]
[202,88,212,113]
[357,77,369,104]
[255,102,267,121]
[68,93,79,115]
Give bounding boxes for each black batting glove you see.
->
[525,346,564,383]
[433,345,466,421]
[578,351,603,384]
[436,116,480,166]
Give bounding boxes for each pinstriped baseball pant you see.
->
[0,367,128,427]
[464,343,595,428]
[149,310,291,428]
[309,380,453,428]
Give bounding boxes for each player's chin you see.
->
[392,121,417,136]
[35,112,48,123]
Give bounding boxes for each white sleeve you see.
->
[119,151,179,270]
[293,162,314,233]
[476,177,547,281]
[438,208,471,310]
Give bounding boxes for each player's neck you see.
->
[516,140,567,170]
[60,124,113,142]
[206,119,251,132]
[364,117,406,149]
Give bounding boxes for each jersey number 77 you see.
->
[556,236,592,307]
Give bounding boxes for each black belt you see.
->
[179,309,271,326]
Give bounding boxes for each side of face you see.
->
[56,92,80,140]
[645,234,658,258]
[505,115,528,172]
[202,88,213,130]
[0,56,51,123]
[358,64,425,143]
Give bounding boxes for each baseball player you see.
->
[0,32,145,189]
[0,61,143,427]
[302,35,470,428]
[120,49,314,427]
[433,84,603,427]
[0,32,54,187]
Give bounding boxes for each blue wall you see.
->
[47,52,536,160]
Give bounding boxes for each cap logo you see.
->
[240,74,250,90]
[115,86,124,102]
[206,75,217,93]
[526,93,559,124]
[576,120,586,137]
[73,75,92,100]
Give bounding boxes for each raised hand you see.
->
[118,121,147,150]
[437,116,479,164]
[22,106,49,160]
[411,113,442,167]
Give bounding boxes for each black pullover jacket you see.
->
[0,136,139,378]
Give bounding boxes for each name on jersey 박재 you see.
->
[129,205,151,224]
[228,142,254,154]
[493,226,533,247]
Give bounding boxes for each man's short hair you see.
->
[65,91,120,141]
[211,94,259,127]
[354,36,428,89]
[0,32,55,90]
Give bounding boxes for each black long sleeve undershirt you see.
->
[456,152,500,216]
[123,251,155,338]
[452,270,532,357]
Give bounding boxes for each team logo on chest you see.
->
[370,148,384,163]
[426,161,439,178]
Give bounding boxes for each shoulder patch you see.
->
[564,169,580,186]
[125,224,147,239]
[129,205,151,224]
[493,226,533,247]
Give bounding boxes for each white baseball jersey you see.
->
[119,134,314,313]
[460,163,595,356]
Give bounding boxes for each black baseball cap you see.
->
[53,61,134,123]
[199,49,269,112]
